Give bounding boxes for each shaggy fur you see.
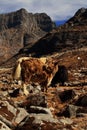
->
[12,57,58,95]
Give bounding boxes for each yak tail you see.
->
[12,62,21,80]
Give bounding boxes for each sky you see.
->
[0,0,87,22]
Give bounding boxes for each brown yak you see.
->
[12,57,58,95]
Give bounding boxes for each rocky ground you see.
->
[0,48,87,130]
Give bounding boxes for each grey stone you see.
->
[60,118,73,125]
[0,120,11,130]
[0,100,29,126]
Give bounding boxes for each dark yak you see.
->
[51,65,68,86]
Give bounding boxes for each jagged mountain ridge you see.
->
[0,8,55,64]
[67,7,87,25]
[1,8,87,65]
[0,8,55,32]
[17,8,87,57]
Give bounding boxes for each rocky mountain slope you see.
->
[2,8,87,67]
[0,8,55,64]
[0,47,87,130]
[0,8,87,130]
[17,8,87,57]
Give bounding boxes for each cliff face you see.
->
[0,8,55,64]
[0,8,55,32]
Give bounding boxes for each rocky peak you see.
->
[35,13,55,32]
[67,7,87,26]
[0,8,55,32]
[75,7,87,16]
[0,8,55,64]
[0,8,27,30]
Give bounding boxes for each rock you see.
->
[57,103,87,118]
[57,105,78,118]
[23,84,41,94]
[16,111,59,130]
[60,118,73,125]
[68,105,78,117]
[0,91,8,97]
[75,95,87,107]
[29,106,53,116]
[0,100,29,127]
[8,88,20,97]
[29,113,58,124]
[14,108,29,124]
[76,113,87,117]
[0,120,12,130]
[24,93,47,109]
[58,89,75,102]
[16,113,59,130]
[0,115,14,129]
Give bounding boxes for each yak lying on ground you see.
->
[12,57,58,95]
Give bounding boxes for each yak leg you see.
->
[45,75,53,92]
[23,83,29,96]
[21,82,29,96]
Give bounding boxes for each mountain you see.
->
[1,8,87,65]
[17,8,87,57]
[0,8,55,64]
[66,7,87,25]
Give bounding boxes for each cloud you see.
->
[0,0,87,21]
